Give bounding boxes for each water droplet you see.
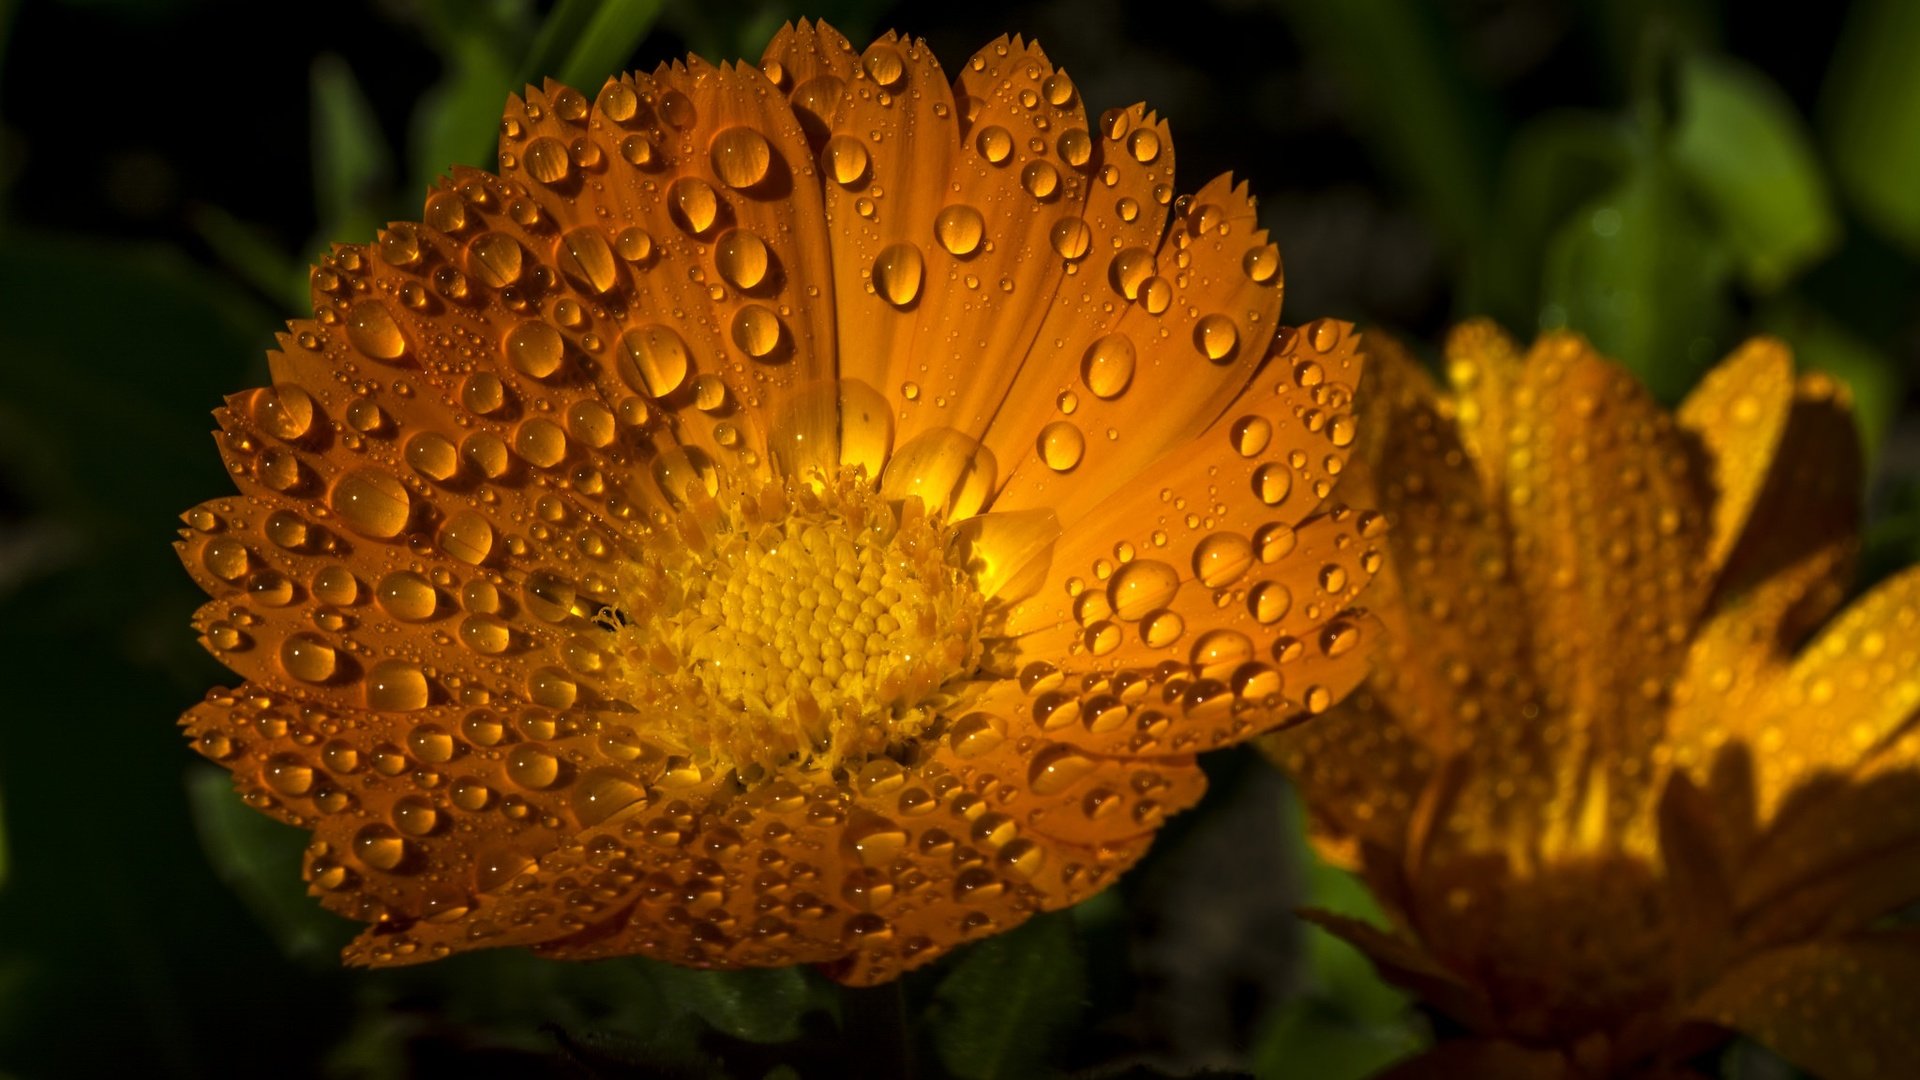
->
[1037,420,1084,471]
[462,371,506,415]
[874,242,924,306]
[312,565,358,606]
[1127,128,1162,163]
[1058,128,1092,167]
[574,767,645,826]
[1193,534,1254,588]
[615,226,653,262]
[281,633,337,683]
[345,301,405,360]
[864,45,906,88]
[515,417,568,468]
[1110,247,1153,299]
[393,795,440,836]
[710,126,773,188]
[1108,559,1179,621]
[505,320,564,378]
[367,659,429,711]
[1043,73,1075,106]
[330,468,411,538]
[424,191,466,233]
[824,134,871,186]
[557,227,618,293]
[1310,321,1342,352]
[376,571,437,621]
[935,204,985,256]
[460,613,510,654]
[1319,564,1349,593]
[1141,609,1185,647]
[467,233,523,288]
[617,325,690,397]
[1244,243,1280,283]
[976,125,1013,164]
[1081,334,1136,398]
[669,177,720,235]
[1021,160,1061,200]
[1231,415,1272,457]
[354,824,407,871]
[1049,216,1091,259]
[1195,314,1238,361]
[1028,745,1098,795]
[523,136,570,184]
[1253,463,1292,506]
[506,744,561,789]
[251,384,314,440]
[697,233,767,297]
[948,712,1008,758]
[732,304,783,358]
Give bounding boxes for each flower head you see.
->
[178,21,1375,983]
[1267,322,1920,1078]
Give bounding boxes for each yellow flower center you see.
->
[603,471,987,780]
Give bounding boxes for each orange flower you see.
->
[1266,323,1920,1078]
[177,21,1377,984]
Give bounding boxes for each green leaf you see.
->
[1274,0,1500,248]
[522,0,666,92]
[644,963,831,1044]
[1540,158,1735,401]
[0,780,9,893]
[185,765,350,964]
[1823,0,1920,256]
[929,911,1087,1080]
[1253,786,1424,1080]
[1473,111,1633,329]
[409,0,531,189]
[310,53,395,247]
[1669,54,1837,291]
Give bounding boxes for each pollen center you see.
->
[604,472,987,779]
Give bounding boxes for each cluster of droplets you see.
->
[601,471,989,778]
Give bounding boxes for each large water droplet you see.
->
[523,136,570,184]
[330,468,411,538]
[345,301,405,360]
[354,824,408,871]
[366,659,429,711]
[573,767,646,826]
[617,325,691,397]
[948,712,1008,759]
[467,233,523,288]
[715,229,770,290]
[732,305,783,358]
[824,135,871,186]
[1195,314,1239,361]
[1193,533,1254,588]
[874,242,924,306]
[1107,559,1179,621]
[1028,745,1098,795]
[669,176,720,235]
[251,384,314,440]
[281,633,337,683]
[935,204,985,256]
[557,227,618,293]
[1037,420,1085,471]
[506,744,561,789]
[376,570,437,621]
[1049,216,1091,259]
[1080,333,1136,398]
[710,126,773,188]
[505,320,564,378]
[976,125,1012,164]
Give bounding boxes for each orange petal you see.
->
[1675,336,1794,575]
[1683,932,1920,1080]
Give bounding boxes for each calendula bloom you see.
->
[177,21,1378,984]
[1266,323,1920,1078]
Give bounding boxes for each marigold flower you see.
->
[176,21,1377,984]
[1266,322,1920,1078]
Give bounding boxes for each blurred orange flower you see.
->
[1267,323,1920,1078]
[177,21,1377,984]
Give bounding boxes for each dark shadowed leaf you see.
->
[929,910,1087,1080]
[1670,54,1836,291]
[645,963,834,1044]
[1823,0,1920,256]
[311,53,396,248]
[522,0,666,94]
[1540,160,1735,401]
[186,765,351,964]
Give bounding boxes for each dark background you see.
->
[1,0,1915,1076]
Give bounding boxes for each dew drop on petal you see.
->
[1037,420,1085,471]
[504,320,565,378]
[1081,334,1136,399]
[1193,533,1254,588]
[710,126,773,188]
[330,468,411,538]
[345,301,405,361]
[935,205,985,256]
[874,242,925,307]
[366,660,429,711]
[824,134,871,186]
[618,325,691,398]
[1107,559,1179,621]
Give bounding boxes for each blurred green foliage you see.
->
[1,0,1916,1077]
